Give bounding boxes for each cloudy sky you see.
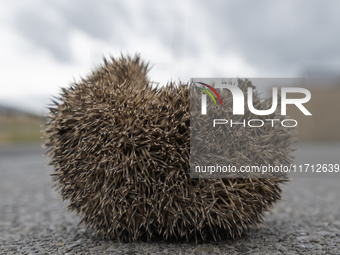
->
[1,0,340,114]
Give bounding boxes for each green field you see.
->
[0,115,45,145]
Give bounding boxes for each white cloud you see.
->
[1,0,340,114]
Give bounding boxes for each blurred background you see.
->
[1,0,340,144]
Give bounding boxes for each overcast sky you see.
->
[1,0,340,114]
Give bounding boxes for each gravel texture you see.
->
[0,142,339,254]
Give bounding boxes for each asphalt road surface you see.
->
[0,142,339,254]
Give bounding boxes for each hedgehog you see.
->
[44,54,295,242]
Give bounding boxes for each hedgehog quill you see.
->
[44,54,295,242]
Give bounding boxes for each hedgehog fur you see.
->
[44,54,295,242]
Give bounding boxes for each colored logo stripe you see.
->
[196,82,223,106]
[196,87,217,105]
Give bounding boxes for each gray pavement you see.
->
[0,142,339,254]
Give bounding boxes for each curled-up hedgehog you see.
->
[44,54,295,242]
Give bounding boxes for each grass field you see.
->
[0,115,45,145]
